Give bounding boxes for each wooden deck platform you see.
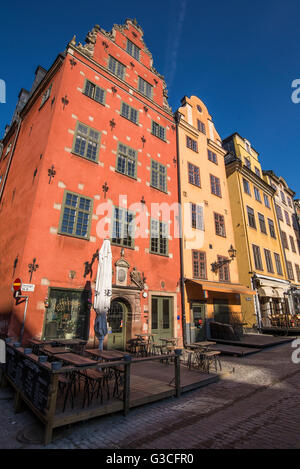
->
[51,361,219,427]
[261,326,300,336]
[211,334,294,349]
[210,344,261,356]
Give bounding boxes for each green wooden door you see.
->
[213,299,230,324]
[107,300,127,350]
[191,302,206,342]
[151,296,173,340]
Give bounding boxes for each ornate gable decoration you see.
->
[70,24,100,58]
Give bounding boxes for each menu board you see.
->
[5,347,51,414]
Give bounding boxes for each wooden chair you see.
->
[202,350,222,374]
[79,368,110,407]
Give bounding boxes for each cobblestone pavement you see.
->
[1,341,300,449]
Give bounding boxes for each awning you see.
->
[258,286,277,298]
[256,278,290,298]
[185,279,255,295]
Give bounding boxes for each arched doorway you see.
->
[107,298,129,350]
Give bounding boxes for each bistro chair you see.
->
[79,368,110,407]
[202,350,222,374]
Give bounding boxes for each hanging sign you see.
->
[22,284,35,292]
[12,278,22,292]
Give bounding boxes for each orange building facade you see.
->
[0,20,182,348]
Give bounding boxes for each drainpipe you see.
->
[0,116,22,203]
[174,111,187,348]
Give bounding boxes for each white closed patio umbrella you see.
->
[93,239,112,350]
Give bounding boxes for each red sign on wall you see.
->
[12,278,22,292]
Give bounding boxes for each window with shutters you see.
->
[150,219,168,256]
[247,206,256,229]
[83,80,106,105]
[287,261,295,281]
[127,39,140,60]
[188,163,200,187]
[281,230,289,249]
[295,264,300,282]
[208,150,218,164]
[59,191,93,239]
[151,160,167,192]
[210,174,221,197]
[138,77,153,98]
[290,235,296,253]
[274,253,283,275]
[192,251,207,279]
[116,143,137,179]
[254,187,262,202]
[284,210,291,226]
[258,213,267,234]
[252,245,263,271]
[214,213,226,237]
[268,219,276,239]
[191,203,204,230]
[111,206,135,248]
[186,136,198,152]
[264,194,270,208]
[243,178,251,195]
[151,121,166,141]
[264,249,274,273]
[72,122,101,162]
[218,256,230,282]
[197,120,206,134]
[120,102,139,124]
[108,55,126,80]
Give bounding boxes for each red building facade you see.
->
[0,19,182,348]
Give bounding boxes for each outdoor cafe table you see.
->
[54,339,86,354]
[54,353,98,367]
[43,346,71,356]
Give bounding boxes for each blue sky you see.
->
[0,0,299,195]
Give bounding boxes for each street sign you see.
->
[13,278,22,292]
[22,284,35,292]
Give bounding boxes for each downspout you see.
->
[175,111,187,348]
[0,116,22,203]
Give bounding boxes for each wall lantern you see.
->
[211,245,237,273]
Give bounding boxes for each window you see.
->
[191,203,204,230]
[276,204,283,220]
[197,120,206,134]
[252,245,263,270]
[72,122,101,162]
[150,219,168,256]
[152,121,166,141]
[151,160,167,192]
[258,213,267,234]
[192,251,207,279]
[290,235,296,253]
[59,191,93,239]
[274,253,283,276]
[281,230,289,249]
[292,214,298,230]
[218,256,230,282]
[286,261,295,281]
[121,102,138,124]
[247,206,256,229]
[245,141,251,153]
[127,39,140,60]
[243,178,251,195]
[264,194,270,208]
[264,249,274,273]
[280,191,286,205]
[116,143,137,179]
[284,210,291,226]
[197,105,202,113]
[210,175,221,197]
[188,163,200,187]
[244,157,251,169]
[295,264,300,282]
[83,80,105,104]
[111,207,134,248]
[138,77,153,98]
[255,167,261,177]
[208,150,218,164]
[214,213,226,237]
[287,197,293,208]
[268,219,276,239]
[108,56,125,80]
[254,187,262,202]
[186,136,198,152]
[40,83,52,107]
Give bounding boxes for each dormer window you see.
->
[127,39,140,61]
[245,140,251,154]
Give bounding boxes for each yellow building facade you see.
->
[223,133,289,328]
[176,97,253,344]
